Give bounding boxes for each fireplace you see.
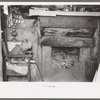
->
[38,16,99,81]
[40,28,95,80]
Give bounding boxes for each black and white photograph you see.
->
[1,3,100,82]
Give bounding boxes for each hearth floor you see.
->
[42,67,88,82]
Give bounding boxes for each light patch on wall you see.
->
[3,5,8,15]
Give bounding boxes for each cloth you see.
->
[6,62,28,75]
[31,64,43,81]
[93,64,100,82]
[6,61,42,81]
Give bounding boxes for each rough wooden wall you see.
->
[96,19,100,63]
[0,6,3,81]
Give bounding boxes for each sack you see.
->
[9,45,24,61]
[10,45,24,55]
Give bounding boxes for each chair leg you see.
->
[35,63,44,81]
[4,75,8,81]
[3,59,8,81]
[28,58,31,81]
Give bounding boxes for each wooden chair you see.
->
[2,39,33,81]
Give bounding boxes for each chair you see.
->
[2,39,33,81]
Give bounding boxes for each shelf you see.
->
[29,9,100,17]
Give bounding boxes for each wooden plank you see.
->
[98,18,100,62]
[29,10,100,17]
[31,19,39,65]
[91,25,100,58]
[0,6,2,81]
[7,54,32,58]
[40,36,93,47]
[8,76,28,82]
[29,9,56,16]
[43,28,94,38]
[36,19,44,75]
[39,16,98,29]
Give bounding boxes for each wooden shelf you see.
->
[29,9,100,17]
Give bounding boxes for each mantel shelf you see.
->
[29,9,100,17]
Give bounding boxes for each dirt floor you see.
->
[7,66,88,82]
[43,67,88,82]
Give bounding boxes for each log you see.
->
[40,36,93,47]
[43,28,95,38]
[39,16,98,29]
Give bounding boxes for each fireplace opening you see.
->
[52,47,80,69]
[50,46,88,81]
[42,46,87,82]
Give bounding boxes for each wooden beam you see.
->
[36,19,44,75]
[29,10,100,17]
[8,77,28,82]
[43,28,94,38]
[98,18,100,62]
[40,36,93,47]
[39,16,98,29]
